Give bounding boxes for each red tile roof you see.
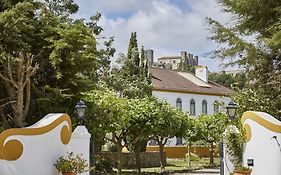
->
[150,67,234,96]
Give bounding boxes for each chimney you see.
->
[195,66,208,83]
[194,56,199,66]
[144,49,154,66]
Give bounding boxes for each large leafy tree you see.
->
[0,1,115,128]
[209,0,281,120]
[83,87,157,175]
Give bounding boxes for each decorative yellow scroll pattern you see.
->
[0,114,72,161]
[241,111,281,142]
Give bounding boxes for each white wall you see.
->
[152,91,231,116]
[0,114,91,175]
[242,111,281,175]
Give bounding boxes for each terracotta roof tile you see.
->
[150,67,234,96]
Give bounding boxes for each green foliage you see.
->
[209,72,246,90]
[197,113,229,144]
[152,100,190,145]
[196,113,229,165]
[107,32,151,99]
[95,157,114,174]
[103,142,118,152]
[209,0,281,120]
[185,152,200,162]
[183,117,199,144]
[0,2,36,53]
[233,88,281,121]
[45,0,79,17]
[0,1,115,126]
[53,152,89,173]
[225,130,245,167]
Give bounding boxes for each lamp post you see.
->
[75,100,87,125]
[220,100,238,175]
[226,100,238,121]
[75,100,95,175]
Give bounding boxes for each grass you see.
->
[113,158,220,174]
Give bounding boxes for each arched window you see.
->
[202,100,207,114]
[190,99,195,116]
[176,98,182,109]
[214,101,219,113]
[176,137,183,145]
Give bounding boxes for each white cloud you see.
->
[74,0,232,71]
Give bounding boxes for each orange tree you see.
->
[151,100,191,170]
[196,113,229,166]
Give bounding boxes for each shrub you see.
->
[185,152,200,161]
[95,158,114,174]
[53,152,89,173]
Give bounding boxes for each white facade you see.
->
[153,91,231,116]
[152,90,231,146]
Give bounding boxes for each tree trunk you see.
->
[0,53,38,128]
[159,143,165,170]
[209,142,215,166]
[134,142,141,174]
[15,87,25,127]
[187,144,191,169]
[117,144,123,175]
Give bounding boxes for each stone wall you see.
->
[98,152,166,168]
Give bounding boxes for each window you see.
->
[202,100,207,114]
[214,101,219,113]
[190,99,195,115]
[148,140,157,146]
[176,98,182,109]
[176,137,183,145]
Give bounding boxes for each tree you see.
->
[83,87,157,175]
[196,113,229,166]
[152,100,190,170]
[208,0,281,120]
[208,71,246,90]
[125,97,157,174]
[107,32,151,99]
[0,1,115,127]
[83,88,130,175]
[183,118,200,169]
[0,53,39,127]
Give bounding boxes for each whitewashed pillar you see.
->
[223,125,239,175]
[68,126,91,175]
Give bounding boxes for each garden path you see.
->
[171,168,220,175]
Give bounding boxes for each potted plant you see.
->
[54,152,89,175]
[225,130,252,175]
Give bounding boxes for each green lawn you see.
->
[115,158,220,174]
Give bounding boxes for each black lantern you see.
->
[226,100,238,121]
[75,100,87,120]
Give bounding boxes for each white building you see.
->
[157,51,199,70]
[149,66,234,146]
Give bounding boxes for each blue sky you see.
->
[73,0,232,71]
